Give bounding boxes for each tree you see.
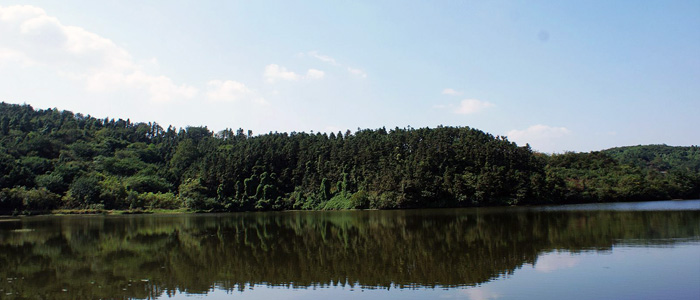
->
[179,178,211,210]
[320,178,331,201]
[67,175,102,208]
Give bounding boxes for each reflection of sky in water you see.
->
[161,243,700,300]
[530,199,700,212]
[530,251,581,273]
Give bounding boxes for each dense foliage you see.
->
[0,102,698,214]
[546,145,700,203]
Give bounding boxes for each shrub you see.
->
[139,192,181,209]
[68,175,102,207]
[35,173,68,194]
[99,176,129,209]
[23,187,61,211]
[179,178,215,210]
[125,175,172,193]
[320,192,353,210]
[0,188,24,213]
[0,187,60,213]
[349,190,370,209]
[369,191,400,209]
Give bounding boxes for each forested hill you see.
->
[1,102,698,214]
[603,145,700,173]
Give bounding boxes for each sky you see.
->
[0,1,698,153]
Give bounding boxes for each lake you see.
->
[1,200,699,299]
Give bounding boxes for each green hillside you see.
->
[1,102,698,214]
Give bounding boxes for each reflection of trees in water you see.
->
[0,209,698,299]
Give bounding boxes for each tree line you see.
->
[0,102,698,214]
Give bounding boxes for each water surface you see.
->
[1,200,699,299]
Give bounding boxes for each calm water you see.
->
[1,200,699,300]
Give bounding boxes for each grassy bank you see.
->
[42,208,190,216]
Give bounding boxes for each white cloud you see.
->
[442,88,462,96]
[307,50,367,78]
[265,64,325,82]
[532,252,580,273]
[0,5,197,102]
[506,124,572,152]
[306,68,325,79]
[454,99,494,114]
[264,64,300,82]
[0,48,28,66]
[307,51,339,66]
[206,79,266,104]
[127,72,198,102]
[347,67,367,78]
[461,288,503,300]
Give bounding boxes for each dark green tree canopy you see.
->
[0,102,697,214]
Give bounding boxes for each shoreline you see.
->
[2,198,698,217]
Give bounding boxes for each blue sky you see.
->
[0,1,698,152]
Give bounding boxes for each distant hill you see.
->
[603,145,700,173]
[545,145,699,203]
[1,102,698,214]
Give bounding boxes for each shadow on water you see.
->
[0,200,699,299]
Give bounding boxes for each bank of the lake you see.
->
[52,208,190,215]
[4,196,695,217]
